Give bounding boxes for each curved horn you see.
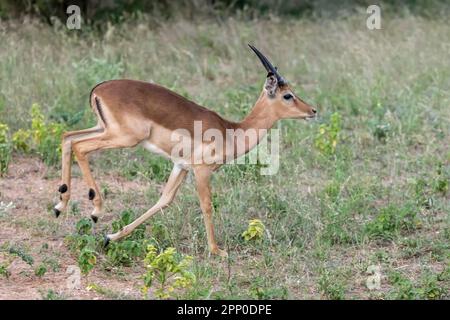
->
[248,44,286,85]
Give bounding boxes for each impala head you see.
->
[249,44,317,120]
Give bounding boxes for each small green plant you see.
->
[65,234,98,274]
[10,103,66,166]
[315,112,341,156]
[65,217,99,274]
[106,209,148,266]
[86,283,107,295]
[66,212,149,274]
[34,264,47,277]
[414,178,433,209]
[387,271,445,300]
[365,204,420,240]
[0,263,11,279]
[76,218,94,235]
[419,272,446,300]
[111,209,145,239]
[8,245,34,266]
[388,271,416,299]
[41,289,66,300]
[12,128,31,153]
[372,123,391,142]
[433,163,449,195]
[242,219,265,242]
[106,239,148,266]
[66,234,97,252]
[0,252,13,279]
[318,268,346,300]
[31,103,65,165]
[78,247,97,274]
[43,257,61,272]
[0,123,11,176]
[142,245,196,299]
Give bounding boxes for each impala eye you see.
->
[283,93,293,100]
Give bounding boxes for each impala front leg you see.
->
[194,166,227,257]
[106,164,187,243]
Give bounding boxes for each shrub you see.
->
[34,264,47,277]
[30,103,65,165]
[65,218,98,274]
[142,245,195,299]
[66,212,149,274]
[75,218,94,235]
[242,219,265,242]
[106,209,148,266]
[106,239,148,267]
[9,103,65,166]
[12,129,31,153]
[78,248,97,275]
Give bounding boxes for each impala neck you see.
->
[230,92,279,159]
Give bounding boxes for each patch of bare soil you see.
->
[0,156,150,300]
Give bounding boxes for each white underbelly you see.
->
[140,140,169,157]
[140,140,191,169]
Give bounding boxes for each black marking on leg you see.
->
[95,97,107,127]
[59,195,62,201]
[58,184,68,193]
[103,235,110,248]
[88,188,95,200]
[91,215,98,223]
[54,208,61,218]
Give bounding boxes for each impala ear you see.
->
[264,72,278,98]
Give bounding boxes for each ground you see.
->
[0,157,146,299]
[0,155,448,299]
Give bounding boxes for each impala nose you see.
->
[312,108,317,114]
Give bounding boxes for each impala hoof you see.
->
[211,248,228,258]
[103,235,111,248]
[53,208,61,218]
[91,215,98,223]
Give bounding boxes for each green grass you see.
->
[0,11,449,299]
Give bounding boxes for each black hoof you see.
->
[53,208,61,218]
[91,215,98,223]
[58,184,68,193]
[103,235,111,248]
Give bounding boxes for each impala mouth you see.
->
[298,114,317,120]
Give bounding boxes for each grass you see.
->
[0,10,449,299]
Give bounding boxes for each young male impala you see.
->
[54,44,317,257]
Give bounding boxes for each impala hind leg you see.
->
[194,166,227,257]
[71,132,141,222]
[54,126,103,217]
[106,164,187,243]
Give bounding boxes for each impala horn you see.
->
[248,44,286,86]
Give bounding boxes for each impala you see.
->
[54,44,317,256]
